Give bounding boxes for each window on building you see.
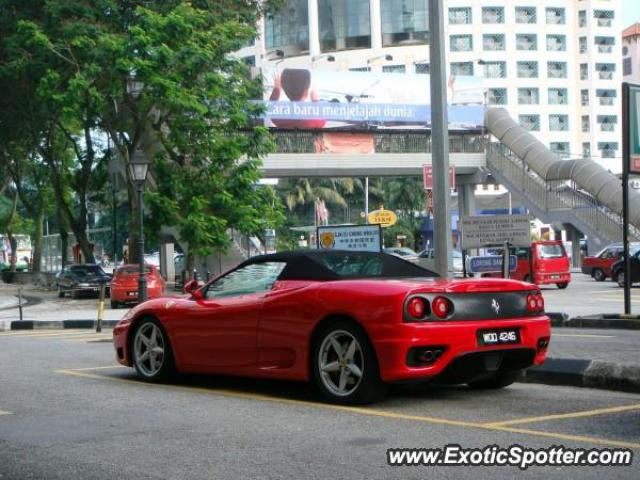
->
[518,88,539,105]
[517,34,537,51]
[382,64,406,73]
[597,115,617,132]
[580,63,589,80]
[548,62,567,79]
[549,114,569,131]
[482,7,504,24]
[487,88,508,105]
[451,62,474,76]
[579,37,588,54]
[579,11,587,28]
[483,34,505,51]
[265,0,310,56]
[546,7,565,25]
[594,10,614,28]
[546,35,566,52]
[581,89,589,106]
[582,115,590,133]
[596,63,615,80]
[381,0,428,47]
[624,57,632,76]
[319,0,371,51]
[484,61,507,78]
[595,36,615,54]
[598,142,618,158]
[450,34,473,52]
[517,61,538,78]
[242,56,256,67]
[596,89,616,106]
[519,114,540,131]
[550,142,570,158]
[515,7,536,24]
[415,62,430,74]
[583,142,591,158]
[449,7,472,24]
[548,88,568,105]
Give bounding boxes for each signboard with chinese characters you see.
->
[628,83,640,174]
[461,215,532,249]
[367,209,397,228]
[316,225,382,253]
[423,165,455,190]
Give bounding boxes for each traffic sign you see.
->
[423,165,455,190]
[468,255,517,273]
[461,214,532,249]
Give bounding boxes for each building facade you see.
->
[623,22,640,84]
[236,0,622,171]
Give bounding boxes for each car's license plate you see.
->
[127,291,138,297]
[477,328,520,346]
[550,274,560,279]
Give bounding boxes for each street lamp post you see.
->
[129,149,150,303]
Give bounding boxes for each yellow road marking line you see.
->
[0,330,90,337]
[485,403,640,427]
[0,409,12,416]
[58,365,125,372]
[55,367,640,450]
[553,334,615,338]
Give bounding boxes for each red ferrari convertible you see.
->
[113,251,550,404]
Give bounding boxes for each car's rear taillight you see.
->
[406,297,428,320]
[432,296,452,319]
[526,291,544,313]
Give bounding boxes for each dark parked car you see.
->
[56,264,112,298]
[610,250,640,287]
[581,243,640,282]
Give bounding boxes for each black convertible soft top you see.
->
[237,250,437,281]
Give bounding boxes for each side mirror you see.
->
[183,279,202,299]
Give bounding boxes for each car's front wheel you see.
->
[311,321,386,405]
[132,318,174,382]
[556,282,568,289]
[593,269,605,282]
[467,370,520,390]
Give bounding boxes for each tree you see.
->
[1,0,283,268]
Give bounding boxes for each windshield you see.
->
[70,265,105,276]
[537,244,566,259]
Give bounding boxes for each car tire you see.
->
[593,269,605,282]
[617,271,625,288]
[467,370,520,390]
[57,285,65,298]
[311,321,387,405]
[71,289,79,299]
[556,282,568,289]
[110,300,119,309]
[131,318,175,382]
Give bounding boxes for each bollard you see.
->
[96,284,105,333]
[18,287,23,322]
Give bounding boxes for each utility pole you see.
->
[429,0,453,276]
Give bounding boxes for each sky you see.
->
[623,0,640,26]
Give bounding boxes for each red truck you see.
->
[482,240,571,289]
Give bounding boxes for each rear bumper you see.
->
[371,316,550,383]
[534,272,571,285]
[111,286,164,303]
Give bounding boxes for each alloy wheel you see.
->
[318,330,364,397]
[134,322,165,377]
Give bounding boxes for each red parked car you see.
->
[483,241,571,289]
[581,243,640,282]
[110,264,165,309]
[113,251,550,404]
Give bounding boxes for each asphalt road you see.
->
[0,330,638,479]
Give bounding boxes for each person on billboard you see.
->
[269,68,326,128]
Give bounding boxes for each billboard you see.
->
[262,66,485,131]
[316,225,382,253]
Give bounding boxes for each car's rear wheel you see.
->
[556,282,568,289]
[132,318,174,382]
[593,269,605,282]
[467,371,519,390]
[311,321,386,405]
[617,271,626,288]
[110,300,119,309]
